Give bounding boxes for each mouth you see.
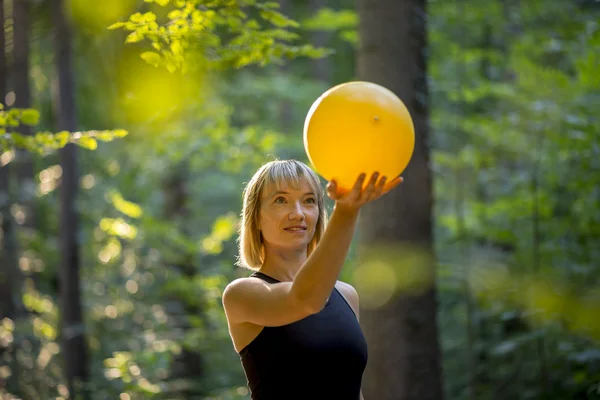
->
[284,226,307,232]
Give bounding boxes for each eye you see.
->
[305,197,317,204]
[274,196,286,204]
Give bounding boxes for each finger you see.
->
[350,173,367,198]
[362,172,379,201]
[326,180,340,200]
[382,176,404,193]
[368,171,379,188]
[373,175,387,198]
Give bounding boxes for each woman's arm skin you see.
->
[223,173,403,327]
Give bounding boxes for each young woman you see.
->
[222,159,402,399]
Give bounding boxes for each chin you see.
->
[283,240,311,251]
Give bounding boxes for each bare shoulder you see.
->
[335,280,360,318]
[222,277,266,305]
[222,276,311,327]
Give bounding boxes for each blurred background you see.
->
[1,0,599,399]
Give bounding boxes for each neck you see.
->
[259,246,308,282]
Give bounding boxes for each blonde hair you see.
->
[236,159,328,270]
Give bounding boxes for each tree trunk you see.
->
[0,0,12,320]
[161,165,207,396]
[277,0,293,131]
[356,0,444,399]
[52,0,89,397]
[12,0,30,113]
[309,0,331,83]
[0,1,25,393]
[12,0,35,225]
[0,0,5,100]
[8,0,33,319]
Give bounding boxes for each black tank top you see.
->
[238,272,368,400]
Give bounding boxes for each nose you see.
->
[288,201,305,220]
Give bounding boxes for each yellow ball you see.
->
[303,81,415,192]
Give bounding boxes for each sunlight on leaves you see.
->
[100,218,138,240]
[19,109,40,125]
[104,351,165,394]
[98,237,123,264]
[145,0,170,6]
[110,191,144,219]
[1,128,129,155]
[201,212,238,255]
[116,56,204,124]
[68,0,136,34]
[201,238,222,254]
[23,287,56,316]
[0,318,15,348]
[212,213,238,241]
[111,0,330,73]
[33,317,57,341]
[76,136,98,150]
[37,165,62,196]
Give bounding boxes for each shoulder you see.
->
[222,277,266,306]
[335,280,360,318]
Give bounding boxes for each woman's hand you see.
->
[326,172,403,214]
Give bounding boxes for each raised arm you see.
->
[223,172,402,327]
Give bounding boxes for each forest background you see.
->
[1,0,599,399]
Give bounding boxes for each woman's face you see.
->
[258,178,320,253]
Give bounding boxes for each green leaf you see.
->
[170,40,183,56]
[129,12,144,23]
[76,136,98,150]
[303,8,358,31]
[55,131,70,147]
[140,51,162,66]
[107,21,126,30]
[259,10,298,28]
[340,30,358,45]
[20,108,40,126]
[110,191,144,219]
[142,12,157,22]
[145,0,169,5]
[113,129,129,138]
[99,218,138,240]
[126,30,144,44]
[211,213,237,241]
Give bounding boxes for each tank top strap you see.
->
[250,271,280,284]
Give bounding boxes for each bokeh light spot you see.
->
[68,0,136,34]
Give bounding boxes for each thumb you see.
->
[326,180,338,199]
[383,176,404,193]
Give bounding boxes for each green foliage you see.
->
[0,105,40,131]
[3,0,600,399]
[108,1,331,72]
[1,129,129,154]
[430,0,600,398]
[302,7,358,45]
[0,105,128,154]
